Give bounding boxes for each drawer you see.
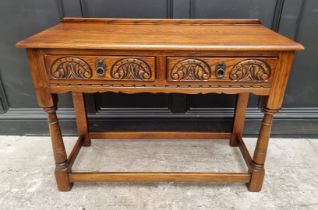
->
[44,55,156,81]
[167,57,277,82]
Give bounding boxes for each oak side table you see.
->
[17,18,304,192]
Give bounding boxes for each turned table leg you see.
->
[43,96,72,191]
[248,106,278,192]
[72,92,90,146]
[230,93,249,146]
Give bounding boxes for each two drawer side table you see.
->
[16,18,304,192]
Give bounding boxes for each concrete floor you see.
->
[0,136,318,210]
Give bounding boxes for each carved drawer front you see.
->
[44,55,156,81]
[167,57,277,83]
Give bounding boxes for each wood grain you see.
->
[230,93,249,146]
[237,135,252,169]
[69,172,251,183]
[72,93,90,146]
[16,18,304,51]
[248,106,277,192]
[89,131,231,140]
[67,136,83,169]
[45,55,156,81]
[266,52,296,109]
[62,18,262,25]
[16,18,304,192]
[167,57,277,82]
[43,103,72,191]
[49,84,271,95]
[26,49,53,107]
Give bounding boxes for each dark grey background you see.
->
[0,0,317,136]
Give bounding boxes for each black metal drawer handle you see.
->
[96,58,106,76]
[215,62,226,79]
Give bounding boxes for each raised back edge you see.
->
[62,17,262,26]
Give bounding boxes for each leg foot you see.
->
[82,137,91,147]
[247,162,265,192]
[55,162,73,191]
[230,138,239,147]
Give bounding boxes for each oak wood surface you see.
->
[16,18,304,51]
[167,57,277,82]
[69,172,251,183]
[16,18,304,192]
[237,134,252,169]
[43,48,280,56]
[26,49,53,107]
[49,85,271,95]
[248,107,277,192]
[43,104,72,191]
[230,93,249,146]
[72,93,90,146]
[266,52,296,109]
[46,55,156,81]
[89,131,231,140]
[67,136,83,169]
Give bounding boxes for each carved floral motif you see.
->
[170,59,211,81]
[229,60,271,81]
[111,58,152,80]
[50,57,92,79]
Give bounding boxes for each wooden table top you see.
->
[16,18,303,51]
